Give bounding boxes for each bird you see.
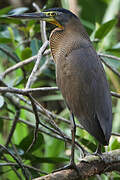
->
[8,8,112,170]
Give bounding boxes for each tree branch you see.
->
[0,49,50,78]
[25,41,49,88]
[33,149,120,180]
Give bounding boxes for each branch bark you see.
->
[33,149,120,180]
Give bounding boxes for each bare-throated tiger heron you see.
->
[9,8,112,170]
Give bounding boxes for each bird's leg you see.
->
[95,143,102,154]
[52,113,80,174]
[69,113,76,167]
[92,143,104,160]
[59,113,77,169]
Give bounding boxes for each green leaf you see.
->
[79,137,96,151]
[61,0,69,9]
[81,19,95,30]
[102,56,120,69]
[30,39,42,56]
[19,132,44,153]
[0,37,13,43]
[23,154,68,164]
[0,17,22,24]
[0,44,20,62]
[0,6,12,15]
[8,27,16,47]
[21,47,32,60]
[111,138,120,150]
[77,136,105,152]
[106,48,120,57]
[95,19,117,39]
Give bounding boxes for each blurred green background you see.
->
[0,0,120,179]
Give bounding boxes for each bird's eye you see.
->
[47,12,51,16]
[47,12,56,16]
[51,12,56,16]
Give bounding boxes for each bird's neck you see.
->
[49,22,90,63]
[50,28,67,62]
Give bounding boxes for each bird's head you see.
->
[8,8,79,29]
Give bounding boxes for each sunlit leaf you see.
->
[0,6,12,15]
[21,47,32,60]
[0,37,13,43]
[95,19,117,39]
[111,138,120,150]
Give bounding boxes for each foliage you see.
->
[0,0,120,179]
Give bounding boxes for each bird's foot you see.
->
[91,144,104,160]
[83,150,90,157]
[52,161,80,175]
[92,150,104,160]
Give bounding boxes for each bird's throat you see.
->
[50,28,65,62]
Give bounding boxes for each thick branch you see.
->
[34,149,120,180]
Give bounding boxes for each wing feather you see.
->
[56,46,112,145]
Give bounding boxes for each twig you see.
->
[98,53,120,61]
[30,96,69,139]
[1,116,75,143]
[25,41,49,88]
[26,94,40,152]
[1,50,120,79]
[111,91,120,98]
[0,86,58,95]
[0,46,19,63]
[32,2,47,43]
[2,154,23,180]
[1,55,37,78]
[1,49,51,78]
[0,82,119,135]
[27,2,49,85]
[3,91,83,130]
[0,162,47,175]
[32,3,50,84]
[28,96,87,154]
[5,109,20,147]
[2,115,120,138]
[11,143,31,178]
[33,57,51,82]
[1,86,120,99]
[0,144,30,180]
[0,163,47,175]
[111,132,120,137]
[101,58,120,78]
[27,95,69,146]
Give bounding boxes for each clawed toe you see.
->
[92,151,104,160]
[52,162,80,175]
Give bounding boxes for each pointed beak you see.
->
[8,12,64,29]
[8,12,48,20]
